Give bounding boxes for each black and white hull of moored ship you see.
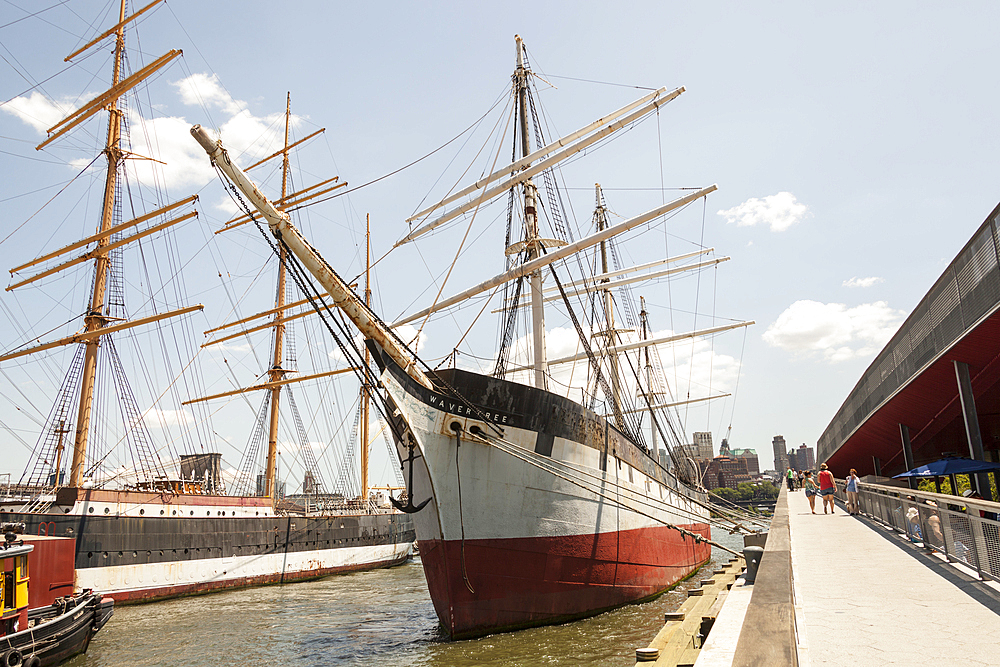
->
[192,32,755,638]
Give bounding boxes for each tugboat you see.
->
[1,524,112,666]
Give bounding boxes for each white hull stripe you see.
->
[75,542,413,594]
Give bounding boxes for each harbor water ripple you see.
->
[67,531,747,666]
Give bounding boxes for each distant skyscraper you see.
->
[693,432,714,459]
[787,444,816,471]
[772,435,788,473]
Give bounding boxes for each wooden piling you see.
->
[633,557,745,666]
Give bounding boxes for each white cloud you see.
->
[215,196,240,216]
[843,276,884,289]
[762,300,905,362]
[1,91,76,133]
[717,192,809,232]
[145,408,194,428]
[171,73,244,116]
[6,73,300,192]
[73,110,218,189]
[395,324,427,353]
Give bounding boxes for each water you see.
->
[66,532,747,666]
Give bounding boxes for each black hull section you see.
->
[375,344,691,493]
[0,512,414,571]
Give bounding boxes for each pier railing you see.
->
[848,482,1000,583]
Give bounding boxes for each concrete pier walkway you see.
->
[787,490,1000,666]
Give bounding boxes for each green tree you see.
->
[712,487,739,502]
[757,481,779,499]
[916,474,998,499]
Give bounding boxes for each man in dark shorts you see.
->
[818,463,837,514]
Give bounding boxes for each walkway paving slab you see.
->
[787,490,1000,666]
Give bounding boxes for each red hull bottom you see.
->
[419,523,712,639]
[105,551,411,604]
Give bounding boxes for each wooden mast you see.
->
[361,215,371,505]
[514,35,549,391]
[593,183,624,427]
[69,0,127,488]
[640,296,658,461]
[263,93,293,501]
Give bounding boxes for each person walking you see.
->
[803,470,819,513]
[818,463,837,514]
[845,469,860,515]
[786,467,796,491]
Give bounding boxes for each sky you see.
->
[1,0,999,484]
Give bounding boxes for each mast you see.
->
[361,215,372,505]
[640,297,658,461]
[191,125,435,392]
[514,35,548,390]
[69,0,127,487]
[263,93,293,501]
[593,184,623,423]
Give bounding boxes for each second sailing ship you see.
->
[0,0,414,604]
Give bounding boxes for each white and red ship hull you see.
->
[377,350,711,638]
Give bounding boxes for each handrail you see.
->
[731,485,798,666]
[847,482,1000,583]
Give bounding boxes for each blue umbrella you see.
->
[893,456,1000,478]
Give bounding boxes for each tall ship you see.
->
[194,36,752,638]
[0,0,413,603]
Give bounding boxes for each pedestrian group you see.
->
[786,464,861,515]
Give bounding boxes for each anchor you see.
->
[391,435,431,514]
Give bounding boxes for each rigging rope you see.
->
[472,429,750,556]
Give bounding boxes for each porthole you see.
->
[190,511,194,516]
[102,552,108,559]
[207,511,211,516]
[104,507,111,514]
[117,551,123,558]
[172,510,177,516]
[184,548,189,554]
[89,507,94,514]
[139,509,145,515]
[88,552,93,559]
[160,510,165,516]
[133,551,138,557]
